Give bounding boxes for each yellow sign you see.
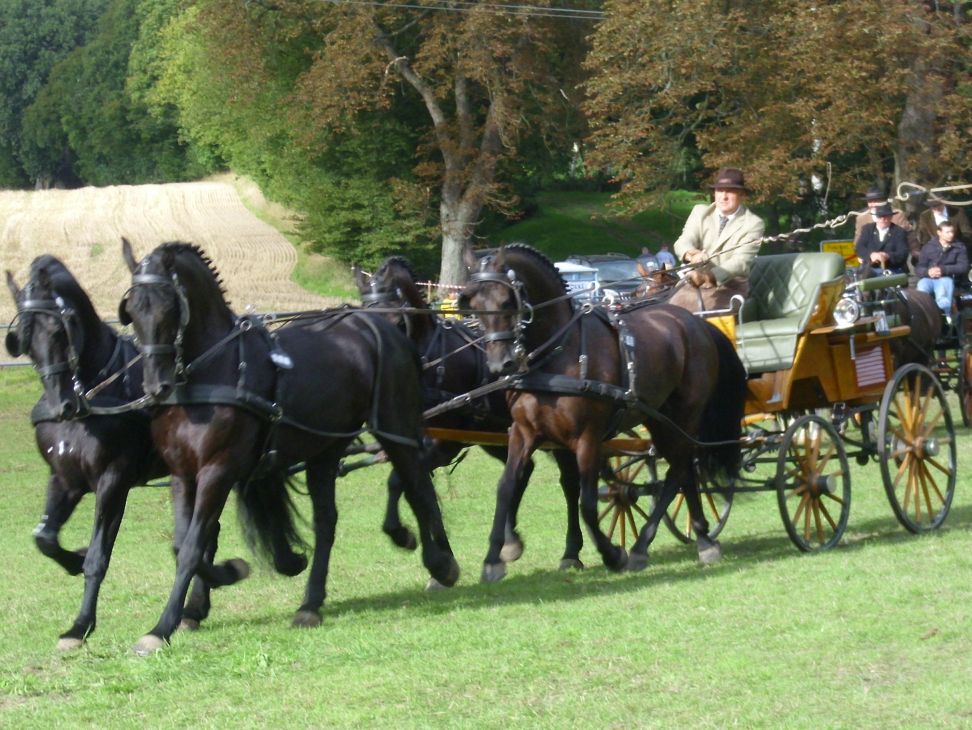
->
[820,239,858,264]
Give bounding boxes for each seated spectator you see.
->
[915,220,969,326]
[855,186,917,262]
[854,203,909,275]
[917,195,972,251]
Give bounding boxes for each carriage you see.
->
[418,250,957,554]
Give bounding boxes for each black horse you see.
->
[119,240,458,654]
[4,256,248,650]
[460,244,746,576]
[355,257,583,576]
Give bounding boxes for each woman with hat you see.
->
[669,167,765,312]
[854,202,910,275]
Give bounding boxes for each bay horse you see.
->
[354,257,584,574]
[118,240,458,654]
[5,256,247,650]
[459,243,746,577]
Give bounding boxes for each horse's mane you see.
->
[158,242,228,299]
[28,255,99,323]
[377,256,428,307]
[501,243,567,295]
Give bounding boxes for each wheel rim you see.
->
[879,364,956,532]
[776,415,851,552]
[598,453,654,550]
[961,346,972,428]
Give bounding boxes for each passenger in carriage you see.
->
[915,220,969,327]
[917,196,972,252]
[668,167,765,312]
[854,185,917,261]
[854,203,910,276]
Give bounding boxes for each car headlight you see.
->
[833,297,861,328]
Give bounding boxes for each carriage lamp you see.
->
[833,297,861,328]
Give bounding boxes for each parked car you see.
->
[554,260,599,301]
[564,254,644,301]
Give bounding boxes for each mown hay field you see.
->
[0,178,340,326]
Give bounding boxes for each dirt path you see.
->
[0,180,338,324]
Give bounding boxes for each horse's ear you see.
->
[121,237,138,273]
[5,270,20,301]
[352,264,369,292]
[494,246,506,270]
[462,244,478,272]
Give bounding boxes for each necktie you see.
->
[719,215,728,234]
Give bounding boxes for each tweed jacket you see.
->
[915,237,970,280]
[855,222,910,273]
[673,203,765,284]
[916,207,972,249]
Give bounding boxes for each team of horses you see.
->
[5,239,942,654]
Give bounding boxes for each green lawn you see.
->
[0,367,970,728]
[492,190,705,261]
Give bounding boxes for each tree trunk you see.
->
[438,196,482,286]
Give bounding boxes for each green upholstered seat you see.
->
[737,252,846,373]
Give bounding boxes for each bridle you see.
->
[9,287,88,415]
[124,269,191,380]
[467,259,534,367]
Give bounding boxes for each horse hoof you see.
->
[227,558,251,582]
[698,542,723,566]
[558,558,584,571]
[432,556,460,588]
[56,636,84,652]
[500,539,524,563]
[292,609,322,628]
[425,577,450,591]
[480,562,507,583]
[132,634,166,656]
[179,617,201,632]
[606,548,628,572]
[626,552,649,572]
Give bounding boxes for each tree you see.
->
[584,0,972,228]
[239,0,591,285]
[0,0,106,186]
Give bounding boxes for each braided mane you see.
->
[158,242,228,298]
[502,243,567,295]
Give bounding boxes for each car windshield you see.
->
[593,260,639,285]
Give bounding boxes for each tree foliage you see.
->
[585,0,972,223]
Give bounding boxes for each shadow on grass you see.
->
[301,501,972,623]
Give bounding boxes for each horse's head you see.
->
[459,246,535,376]
[5,261,88,419]
[118,238,189,402]
[356,257,433,339]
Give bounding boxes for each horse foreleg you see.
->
[33,473,87,575]
[678,473,722,566]
[56,469,131,651]
[552,449,584,571]
[383,440,459,589]
[293,459,339,628]
[576,439,627,571]
[500,450,534,564]
[482,427,536,582]
[134,473,233,655]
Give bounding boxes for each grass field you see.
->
[491,190,705,261]
[0,366,971,728]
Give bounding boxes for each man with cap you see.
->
[917,196,972,251]
[669,167,765,311]
[855,202,910,275]
[854,186,917,260]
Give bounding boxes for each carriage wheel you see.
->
[598,452,655,551]
[776,414,851,552]
[878,364,956,533]
[662,475,733,544]
[960,346,972,428]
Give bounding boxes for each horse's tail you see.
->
[697,322,746,482]
[235,469,308,577]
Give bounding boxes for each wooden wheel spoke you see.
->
[607,507,620,540]
[803,491,813,540]
[626,508,640,544]
[892,452,913,489]
[917,459,947,512]
[704,491,723,520]
[669,492,685,521]
[917,462,936,521]
[817,499,839,532]
[812,500,826,545]
[815,441,837,473]
[632,501,652,522]
[924,455,953,477]
[598,500,615,522]
[823,489,845,506]
[792,491,809,525]
[625,459,647,483]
